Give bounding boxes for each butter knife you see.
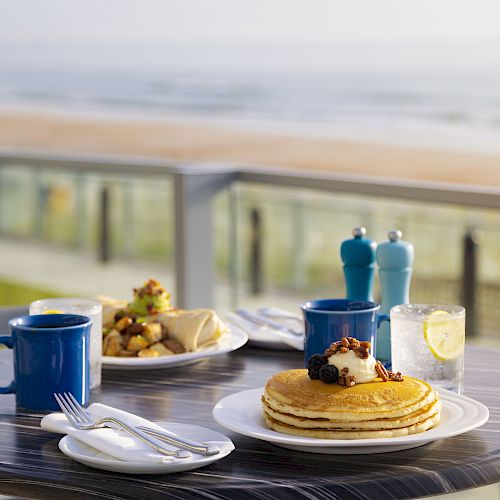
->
[138,426,220,456]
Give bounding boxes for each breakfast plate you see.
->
[212,387,489,454]
[103,328,247,370]
[58,422,235,474]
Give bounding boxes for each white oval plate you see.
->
[102,328,248,370]
[58,421,235,474]
[228,322,299,351]
[212,387,489,454]
[227,313,303,351]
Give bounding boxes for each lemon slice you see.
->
[423,310,464,361]
[42,309,64,314]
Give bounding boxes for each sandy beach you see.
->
[0,110,499,187]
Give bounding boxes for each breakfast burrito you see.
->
[98,296,129,324]
[158,309,227,352]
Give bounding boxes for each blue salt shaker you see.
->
[376,230,414,365]
[341,227,377,302]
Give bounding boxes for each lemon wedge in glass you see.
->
[423,310,464,362]
[42,309,64,314]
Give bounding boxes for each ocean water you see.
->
[1,41,500,153]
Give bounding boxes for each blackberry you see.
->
[319,364,339,384]
[307,354,328,379]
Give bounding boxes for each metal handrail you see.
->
[237,166,500,209]
[1,149,499,208]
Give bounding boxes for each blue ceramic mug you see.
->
[301,299,389,364]
[0,314,91,411]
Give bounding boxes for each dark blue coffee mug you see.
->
[0,314,91,411]
[301,299,389,364]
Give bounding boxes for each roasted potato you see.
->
[137,348,160,358]
[149,342,175,356]
[118,350,136,357]
[127,334,149,352]
[115,316,133,332]
[143,322,162,344]
[102,330,121,356]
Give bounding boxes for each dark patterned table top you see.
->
[0,339,498,500]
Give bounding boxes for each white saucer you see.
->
[58,422,235,474]
[102,328,248,370]
[212,387,489,454]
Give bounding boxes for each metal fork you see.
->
[54,393,191,458]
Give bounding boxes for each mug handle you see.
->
[0,336,16,394]
[377,314,390,329]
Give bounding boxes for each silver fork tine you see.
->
[61,392,86,424]
[64,392,92,425]
[54,393,78,427]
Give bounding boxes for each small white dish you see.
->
[102,328,247,370]
[58,422,235,474]
[212,387,489,454]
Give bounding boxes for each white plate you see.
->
[58,421,235,474]
[212,387,489,454]
[228,322,300,351]
[102,328,248,370]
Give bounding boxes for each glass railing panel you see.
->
[0,165,175,304]
[230,183,500,339]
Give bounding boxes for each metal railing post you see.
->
[98,186,111,263]
[250,207,263,294]
[291,200,305,290]
[173,172,234,309]
[33,168,45,239]
[228,184,240,311]
[74,173,87,248]
[462,229,481,336]
[122,178,135,257]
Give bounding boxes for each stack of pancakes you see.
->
[263,369,441,439]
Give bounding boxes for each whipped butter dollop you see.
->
[328,349,378,383]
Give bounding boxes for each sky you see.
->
[0,0,499,44]
[0,0,499,73]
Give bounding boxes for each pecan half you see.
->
[339,346,349,353]
[388,371,404,382]
[354,346,369,359]
[338,375,356,387]
[375,361,389,382]
[324,348,337,358]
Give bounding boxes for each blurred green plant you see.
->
[0,278,67,306]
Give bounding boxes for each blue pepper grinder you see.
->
[341,227,377,302]
[376,230,414,366]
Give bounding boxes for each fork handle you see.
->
[97,417,191,459]
[138,426,220,456]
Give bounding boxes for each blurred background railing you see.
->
[1,151,499,343]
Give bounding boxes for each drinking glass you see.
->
[30,298,102,389]
[391,304,465,393]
